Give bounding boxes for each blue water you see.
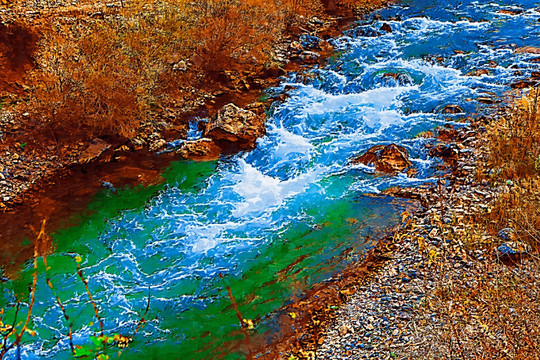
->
[2,0,540,358]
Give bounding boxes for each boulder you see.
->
[177,138,221,161]
[149,139,167,152]
[515,46,540,54]
[498,228,518,241]
[511,80,537,89]
[351,144,412,173]
[380,72,413,86]
[204,103,265,149]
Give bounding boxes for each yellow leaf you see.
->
[242,319,254,330]
[288,312,297,319]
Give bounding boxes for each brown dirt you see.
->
[0,21,37,96]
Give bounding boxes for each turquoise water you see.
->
[2,0,540,358]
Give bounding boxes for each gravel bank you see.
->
[315,117,540,359]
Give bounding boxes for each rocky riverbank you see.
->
[253,105,540,359]
[0,2,389,213]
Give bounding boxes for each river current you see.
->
[2,0,540,358]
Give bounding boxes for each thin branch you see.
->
[77,269,104,337]
[131,287,151,340]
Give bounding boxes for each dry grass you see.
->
[416,88,540,359]
[482,89,540,249]
[3,0,348,139]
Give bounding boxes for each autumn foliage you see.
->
[0,0,353,139]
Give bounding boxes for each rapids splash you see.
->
[2,0,540,358]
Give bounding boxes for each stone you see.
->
[429,144,459,162]
[299,34,320,50]
[380,23,392,33]
[177,138,221,161]
[149,139,167,152]
[172,60,189,72]
[204,103,265,149]
[289,41,303,53]
[130,138,147,151]
[441,105,464,114]
[496,241,531,260]
[465,69,489,76]
[380,72,413,86]
[498,9,523,15]
[511,80,537,89]
[477,96,495,104]
[437,125,457,142]
[516,46,540,54]
[351,144,412,174]
[79,138,111,163]
[498,228,518,241]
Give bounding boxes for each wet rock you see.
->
[437,125,457,142]
[79,138,111,163]
[149,139,167,152]
[441,105,464,114]
[515,46,540,54]
[498,9,523,15]
[465,69,489,76]
[477,96,496,104]
[172,60,189,72]
[347,26,382,38]
[299,51,320,62]
[511,80,537,89]
[380,72,413,86]
[177,138,222,161]
[352,144,412,174]
[130,138,147,151]
[380,23,392,33]
[204,103,265,149]
[289,41,304,54]
[429,144,459,162]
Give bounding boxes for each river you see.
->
[1,0,540,358]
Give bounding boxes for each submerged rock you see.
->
[149,139,167,152]
[204,103,265,150]
[299,34,321,50]
[351,144,412,174]
[498,228,518,241]
[379,72,413,86]
[465,69,489,76]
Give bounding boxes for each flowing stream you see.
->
[2,0,540,358]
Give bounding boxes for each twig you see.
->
[77,269,104,336]
[131,287,151,339]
